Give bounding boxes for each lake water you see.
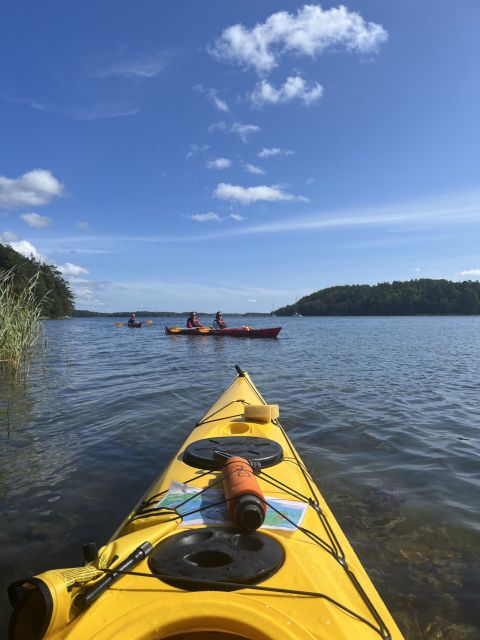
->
[1,316,479,638]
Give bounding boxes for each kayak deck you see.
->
[9,367,403,640]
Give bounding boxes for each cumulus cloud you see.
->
[186,143,210,159]
[0,230,20,242]
[214,182,307,205]
[210,4,388,74]
[251,76,324,106]
[458,269,480,277]
[0,169,63,209]
[244,163,265,175]
[208,121,227,134]
[20,212,52,228]
[231,122,261,142]
[59,262,90,276]
[230,213,246,221]
[258,147,293,158]
[189,212,221,222]
[208,121,261,142]
[206,157,232,170]
[8,239,45,262]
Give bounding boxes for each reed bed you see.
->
[0,269,45,379]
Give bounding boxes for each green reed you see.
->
[0,269,45,379]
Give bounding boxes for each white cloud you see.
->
[94,54,166,78]
[230,213,246,221]
[458,269,480,277]
[305,177,316,184]
[8,240,45,262]
[0,230,20,242]
[214,182,307,205]
[244,163,265,175]
[248,299,257,303]
[258,147,293,158]
[210,4,388,74]
[231,122,261,142]
[189,212,221,222]
[0,169,63,209]
[2,95,139,122]
[186,143,210,159]
[30,189,480,249]
[212,95,229,112]
[206,157,232,170]
[59,262,90,276]
[77,221,90,229]
[194,85,230,112]
[208,121,227,134]
[251,76,323,106]
[20,212,52,228]
[208,121,261,142]
[72,105,140,121]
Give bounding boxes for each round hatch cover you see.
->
[149,527,284,591]
[183,436,283,470]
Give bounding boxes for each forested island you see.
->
[0,243,74,318]
[275,280,480,316]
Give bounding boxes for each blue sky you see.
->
[1,1,479,312]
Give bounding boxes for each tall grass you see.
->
[0,269,45,379]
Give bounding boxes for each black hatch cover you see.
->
[183,436,283,470]
[149,527,284,590]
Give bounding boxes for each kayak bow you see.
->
[8,366,403,640]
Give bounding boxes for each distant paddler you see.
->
[212,311,227,329]
[186,312,203,328]
[128,313,138,327]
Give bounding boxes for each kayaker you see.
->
[128,313,137,326]
[212,311,227,329]
[186,312,202,328]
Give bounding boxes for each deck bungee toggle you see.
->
[8,365,404,640]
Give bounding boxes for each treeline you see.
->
[73,310,271,317]
[275,280,480,316]
[0,244,74,318]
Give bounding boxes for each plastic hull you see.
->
[165,326,282,338]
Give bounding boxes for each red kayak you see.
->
[165,326,281,338]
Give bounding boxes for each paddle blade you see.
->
[168,327,182,333]
[197,327,211,334]
[115,322,124,327]
[146,320,153,325]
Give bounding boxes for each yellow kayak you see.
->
[9,366,403,640]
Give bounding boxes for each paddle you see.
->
[168,326,210,334]
[115,320,153,327]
